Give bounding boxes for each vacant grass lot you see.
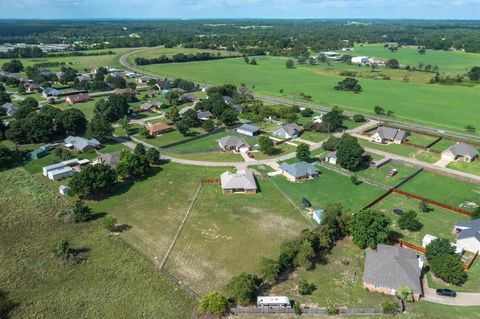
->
[373,193,469,245]
[164,181,310,294]
[429,138,458,151]
[0,168,195,319]
[133,54,480,132]
[406,133,439,147]
[90,163,231,262]
[270,237,392,307]
[299,131,331,143]
[271,167,386,211]
[162,150,243,162]
[358,139,441,163]
[167,130,258,152]
[356,162,419,187]
[398,171,480,211]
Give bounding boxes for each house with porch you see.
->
[369,126,408,144]
[220,169,257,194]
[218,136,250,152]
[441,143,478,163]
[273,123,304,139]
[278,161,319,182]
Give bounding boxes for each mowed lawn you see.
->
[373,193,469,245]
[164,180,311,294]
[398,171,480,211]
[0,168,195,319]
[271,167,386,211]
[133,55,480,132]
[358,138,441,163]
[356,161,419,187]
[91,163,231,262]
[270,237,393,307]
[447,160,480,176]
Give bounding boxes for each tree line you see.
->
[134,52,236,65]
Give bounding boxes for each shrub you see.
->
[71,200,93,223]
[224,272,259,306]
[199,291,229,317]
[397,210,422,231]
[298,279,316,295]
[102,216,117,232]
[396,286,414,302]
[352,114,365,122]
[293,301,302,315]
[382,300,399,314]
[429,254,467,285]
[326,305,339,315]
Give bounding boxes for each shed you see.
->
[59,185,70,196]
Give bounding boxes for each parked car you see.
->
[436,289,456,297]
[388,168,398,177]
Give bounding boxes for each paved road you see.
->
[119,47,480,143]
[422,277,480,306]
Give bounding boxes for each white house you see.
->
[351,56,369,64]
[441,143,478,163]
[453,220,480,253]
[273,123,304,139]
[370,127,408,144]
[236,124,261,137]
[325,151,337,165]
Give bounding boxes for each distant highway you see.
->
[119,48,480,143]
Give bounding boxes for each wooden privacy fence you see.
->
[464,251,479,271]
[397,238,426,254]
[392,189,472,217]
[201,178,220,184]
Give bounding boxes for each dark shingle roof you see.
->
[279,161,319,178]
[447,143,478,158]
[363,244,422,295]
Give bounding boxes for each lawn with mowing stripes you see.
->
[164,180,310,295]
[356,162,419,187]
[398,171,480,211]
[271,166,386,211]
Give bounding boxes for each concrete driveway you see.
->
[422,277,480,306]
[434,157,453,168]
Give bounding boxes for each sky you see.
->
[1,0,480,19]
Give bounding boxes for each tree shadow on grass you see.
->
[114,224,132,233]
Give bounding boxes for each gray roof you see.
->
[326,151,337,159]
[218,136,249,150]
[221,169,257,190]
[65,136,101,151]
[276,123,304,136]
[279,161,319,178]
[1,103,18,116]
[376,126,408,142]
[95,151,121,169]
[197,111,213,120]
[223,96,233,105]
[446,143,478,158]
[43,87,61,96]
[232,104,243,113]
[237,124,260,134]
[140,102,158,110]
[363,244,422,295]
[455,219,480,241]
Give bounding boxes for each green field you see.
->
[271,166,386,211]
[126,47,232,65]
[270,237,392,307]
[399,171,480,210]
[164,181,310,294]
[0,168,195,319]
[356,161,419,187]
[406,133,439,147]
[131,52,480,132]
[447,160,480,176]
[352,43,480,74]
[373,193,469,245]
[429,138,458,151]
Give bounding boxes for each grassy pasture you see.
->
[271,166,386,212]
[270,237,392,307]
[125,47,232,65]
[356,161,418,187]
[132,54,480,132]
[0,168,195,319]
[164,180,310,294]
[398,171,480,210]
[447,159,480,176]
[351,43,480,75]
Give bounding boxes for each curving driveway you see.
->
[422,277,480,306]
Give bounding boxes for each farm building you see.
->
[257,296,291,309]
[28,144,53,159]
[369,126,408,144]
[218,136,249,152]
[1,102,18,117]
[441,142,478,163]
[278,161,319,182]
[273,123,304,139]
[42,158,89,181]
[144,123,174,136]
[363,244,422,300]
[325,151,337,164]
[64,136,101,152]
[65,93,91,104]
[453,219,480,253]
[59,185,70,196]
[93,151,122,169]
[220,169,257,194]
[236,124,261,137]
[351,56,369,64]
[313,209,323,224]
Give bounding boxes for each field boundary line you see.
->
[159,182,203,270]
[270,178,316,226]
